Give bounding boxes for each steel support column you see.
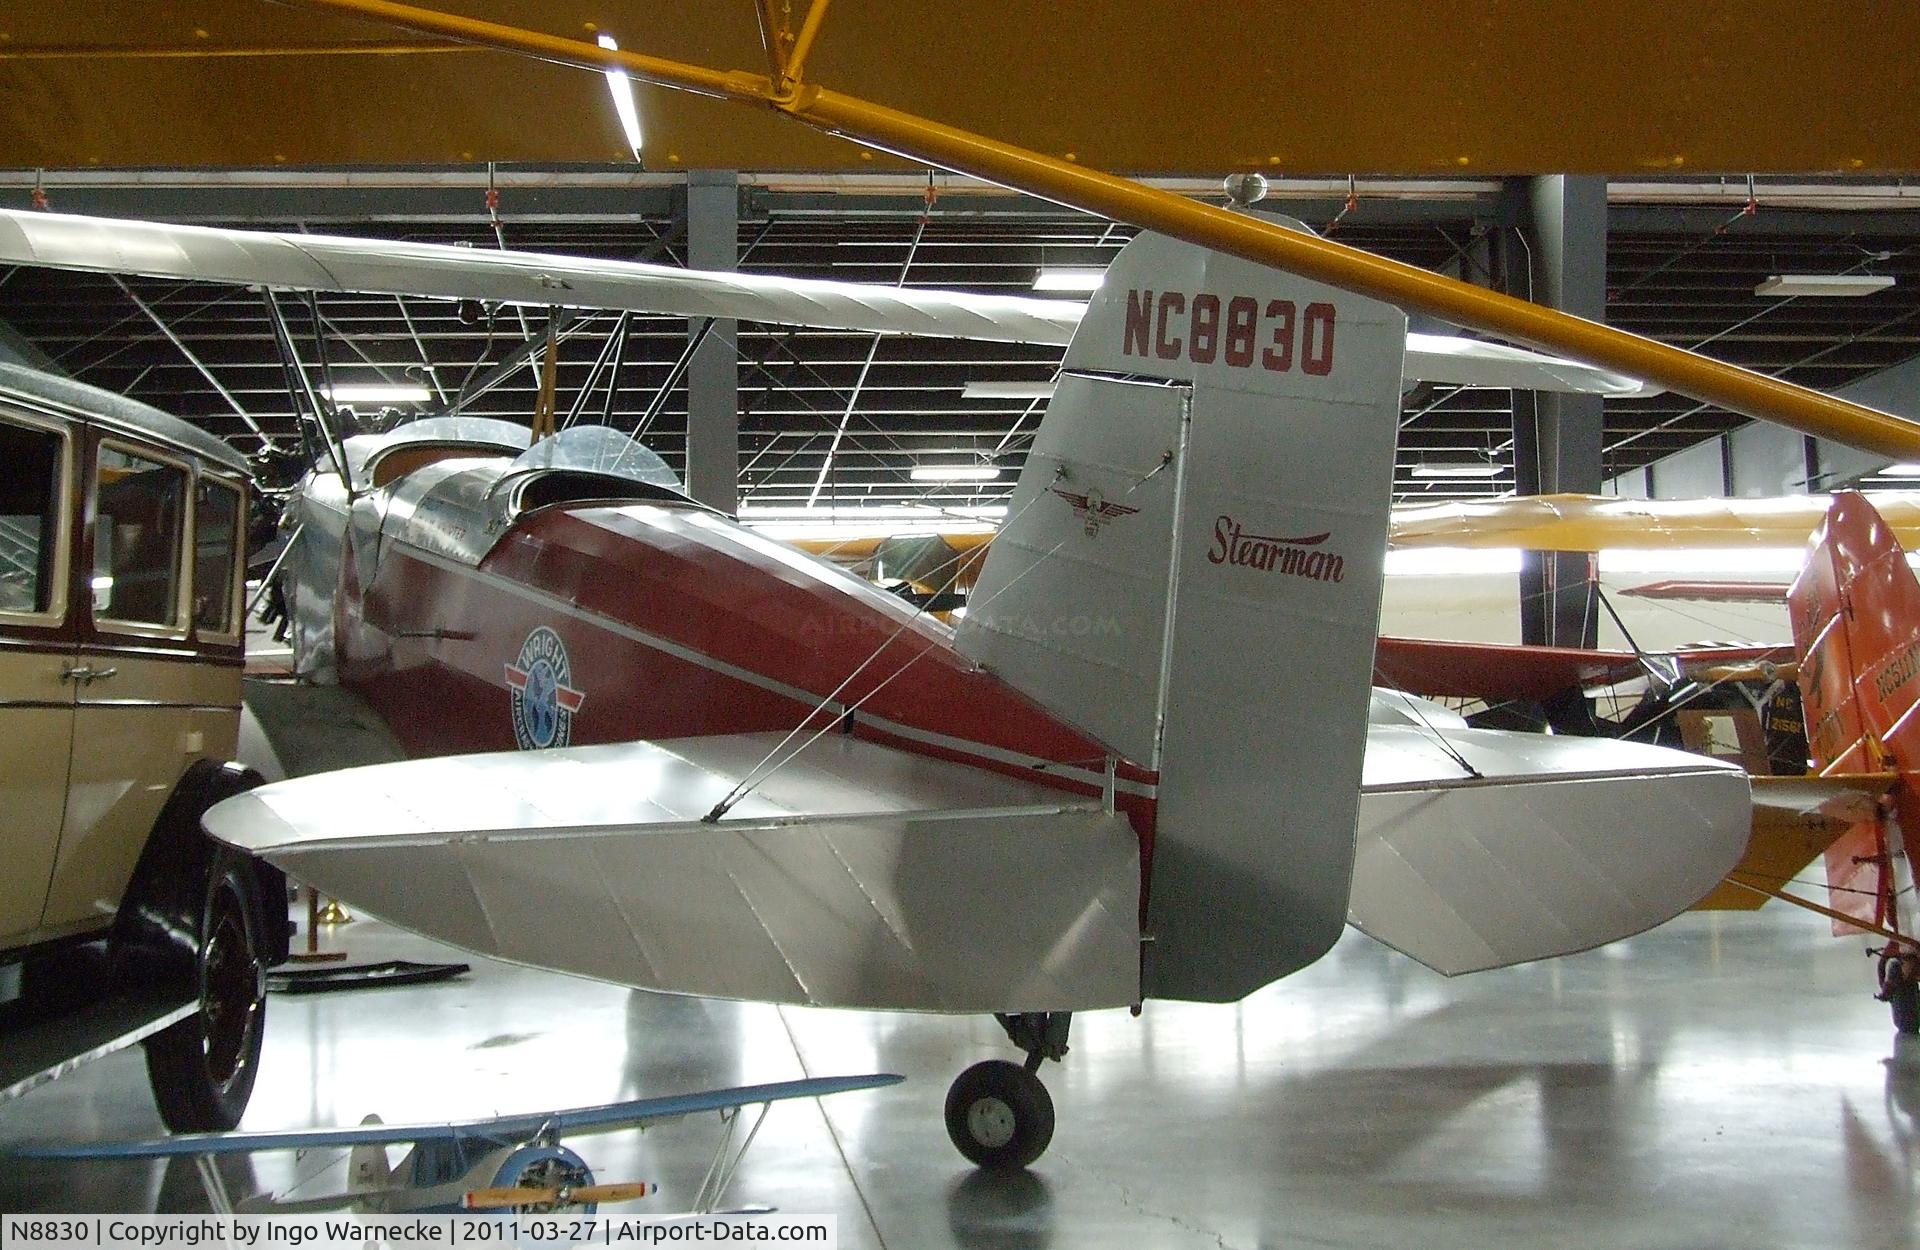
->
[1508,176,1607,648]
[686,170,740,512]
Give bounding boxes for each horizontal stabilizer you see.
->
[1351,729,1750,974]
[202,733,1140,1013]
[14,1074,904,1159]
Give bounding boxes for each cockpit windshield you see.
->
[344,416,533,487]
[512,426,682,492]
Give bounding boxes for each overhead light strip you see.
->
[597,34,645,162]
[323,383,432,404]
[1754,274,1895,297]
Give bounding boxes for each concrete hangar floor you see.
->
[1,903,1915,1249]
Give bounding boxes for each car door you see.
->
[40,433,228,934]
[0,407,78,946]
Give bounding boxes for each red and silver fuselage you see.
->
[285,436,1157,841]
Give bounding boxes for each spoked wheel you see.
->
[1881,953,1920,1036]
[145,853,268,1131]
[944,1059,1055,1171]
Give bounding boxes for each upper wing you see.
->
[0,208,1078,346]
[1391,491,1920,551]
[13,1074,904,1160]
[0,208,1652,395]
[1401,333,1658,397]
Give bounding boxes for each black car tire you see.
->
[143,851,268,1132]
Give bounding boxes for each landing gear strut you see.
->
[943,1012,1071,1171]
[1878,948,1919,1035]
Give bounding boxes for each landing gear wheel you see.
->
[945,1059,1055,1171]
[1882,956,1919,1036]
[145,853,268,1131]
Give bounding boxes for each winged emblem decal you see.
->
[1051,486,1141,537]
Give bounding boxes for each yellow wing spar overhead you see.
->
[278,0,1920,463]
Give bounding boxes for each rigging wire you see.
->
[704,449,1176,822]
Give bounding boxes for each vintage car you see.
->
[0,361,286,1131]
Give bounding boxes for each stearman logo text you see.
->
[1207,516,1344,583]
[505,626,586,749]
[1052,486,1140,537]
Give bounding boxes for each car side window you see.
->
[94,444,187,630]
[0,418,65,618]
[193,479,242,636]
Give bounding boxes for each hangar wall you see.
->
[1622,352,1920,498]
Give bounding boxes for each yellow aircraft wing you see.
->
[1692,772,1896,911]
[1387,492,1920,552]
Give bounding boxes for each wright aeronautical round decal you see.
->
[504,626,586,749]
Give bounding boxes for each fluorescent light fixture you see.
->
[1755,274,1894,297]
[1409,460,1503,478]
[910,465,1003,483]
[1879,462,1920,476]
[1032,268,1106,293]
[323,383,432,405]
[963,380,1057,400]
[597,34,645,162]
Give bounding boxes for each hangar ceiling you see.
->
[2,171,1917,514]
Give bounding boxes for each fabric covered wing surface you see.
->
[203,733,1141,1013]
[1350,728,1751,974]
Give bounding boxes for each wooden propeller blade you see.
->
[464,1181,655,1209]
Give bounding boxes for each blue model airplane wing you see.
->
[14,1073,902,1160]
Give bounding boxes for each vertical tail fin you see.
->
[1789,490,1920,930]
[956,221,1407,1001]
[349,1115,394,1194]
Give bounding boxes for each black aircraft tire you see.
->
[144,852,269,1132]
[1886,958,1920,1036]
[944,1060,1055,1171]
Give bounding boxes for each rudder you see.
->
[956,221,1407,1001]
[1789,490,1920,930]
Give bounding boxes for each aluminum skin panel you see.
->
[204,732,1141,1013]
[283,472,350,682]
[991,223,1405,1002]
[1350,727,1751,975]
[955,375,1183,764]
